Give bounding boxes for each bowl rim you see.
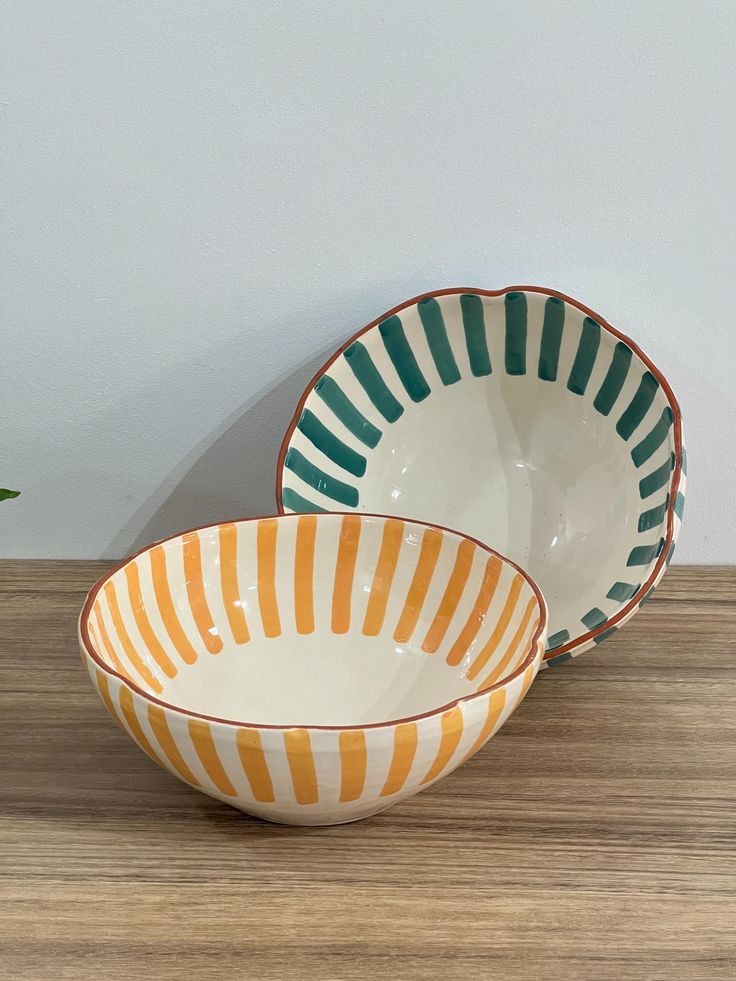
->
[79,511,547,731]
[275,284,684,660]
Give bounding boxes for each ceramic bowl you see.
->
[277,286,685,664]
[79,513,546,825]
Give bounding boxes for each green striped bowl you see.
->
[277,287,685,664]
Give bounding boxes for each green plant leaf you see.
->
[0,489,20,501]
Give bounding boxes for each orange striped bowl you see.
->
[79,513,547,825]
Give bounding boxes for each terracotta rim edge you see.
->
[274,285,684,660]
[79,511,548,732]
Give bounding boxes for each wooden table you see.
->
[2,562,735,980]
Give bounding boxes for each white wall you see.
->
[2,1,734,561]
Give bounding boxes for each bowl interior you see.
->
[279,290,681,655]
[84,515,543,726]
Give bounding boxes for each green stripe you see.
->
[593,342,632,415]
[378,316,431,402]
[627,540,664,567]
[284,448,359,507]
[314,376,382,449]
[617,371,659,440]
[417,298,461,385]
[343,341,404,422]
[546,651,572,666]
[639,453,674,499]
[537,297,564,381]
[504,292,527,375]
[281,488,327,513]
[606,581,640,602]
[674,491,685,521]
[567,317,601,396]
[593,626,618,645]
[546,629,570,651]
[460,294,491,376]
[297,409,367,478]
[665,541,676,566]
[581,607,607,630]
[631,407,672,467]
[638,497,668,532]
[639,587,656,606]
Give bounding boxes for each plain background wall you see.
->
[2,0,734,561]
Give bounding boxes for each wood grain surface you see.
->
[1,561,735,981]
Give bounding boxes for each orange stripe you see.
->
[95,669,123,727]
[475,597,538,691]
[393,528,443,644]
[103,581,163,693]
[86,624,98,654]
[118,686,166,767]
[149,546,198,665]
[92,602,128,677]
[236,729,275,802]
[421,539,475,653]
[188,719,237,796]
[294,515,317,635]
[124,562,177,678]
[514,663,536,708]
[257,519,281,638]
[182,532,223,654]
[380,722,418,797]
[283,729,318,804]
[339,730,367,803]
[465,574,524,681]
[362,518,404,636]
[218,523,250,645]
[84,628,99,671]
[445,556,503,666]
[421,705,464,784]
[460,688,507,763]
[147,705,200,785]
[331,515,361,634]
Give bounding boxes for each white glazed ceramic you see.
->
[79,513,546,825]
[277,287,685,664]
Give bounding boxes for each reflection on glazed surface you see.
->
[371,372,635,640]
